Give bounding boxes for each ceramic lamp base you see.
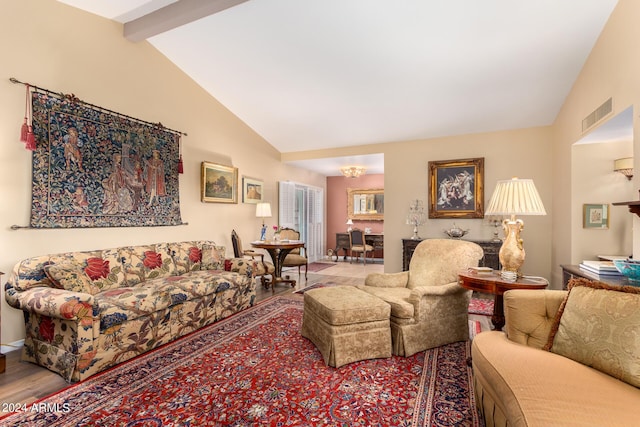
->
[498,218,526,279]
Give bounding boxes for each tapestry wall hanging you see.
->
[30,91,182,228]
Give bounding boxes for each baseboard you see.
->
[1,340,24,354]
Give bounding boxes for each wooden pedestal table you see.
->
[457,270,548,331]
[251,240,305,293]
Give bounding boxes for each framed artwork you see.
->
[242,176,264,204]
[429,157,484,219]
[583,203,609,229]
[201,161,238,203]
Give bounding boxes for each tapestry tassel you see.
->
[177,135,184,174]
[25,126,36,151]
[20,118,28,142]
[24,86,36,151]
[20,84,29,142]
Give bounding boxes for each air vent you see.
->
[582,97,613,132]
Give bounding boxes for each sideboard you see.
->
[402,238,501,271]
[334,232,384,261]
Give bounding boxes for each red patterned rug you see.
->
[305,262,335,272]
[468,297,494,316]
[1,297,481,426]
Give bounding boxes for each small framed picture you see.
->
[201,161,238,203]
[583,203,609,229]
[242,176,264,204]
[428,157,484,218]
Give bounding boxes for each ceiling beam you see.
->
[124,0,250,42]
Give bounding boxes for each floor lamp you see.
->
[484,178,546,281]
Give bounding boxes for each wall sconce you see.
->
[340,166,366,178]
[614,157,633,180]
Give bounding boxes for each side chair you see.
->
[349,228,374,264]
[278,227,308,279]
[231,229,275,287]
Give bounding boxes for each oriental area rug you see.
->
[1,297,481,426]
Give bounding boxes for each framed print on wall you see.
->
[242,176,264,204]
[428,157,484,219]
[583,203,609,229]
[201,161,238,203]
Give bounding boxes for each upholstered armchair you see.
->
[231,230,275,287]
[279,227,308,279]
[357,239,483,356]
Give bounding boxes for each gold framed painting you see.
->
[201,161,238,203]
[242,176,264,204]
[429,157,484,219]
[583,203,609,229]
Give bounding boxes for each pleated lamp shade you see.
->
[485,178,546,217]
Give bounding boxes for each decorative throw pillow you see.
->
[544,277,640,388]
[43,263,100,295]
[202,244,226,270]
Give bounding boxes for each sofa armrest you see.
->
[5,285,96,322]
[504,289,567,349]
[364,271,409,288]
[225,257,256,278]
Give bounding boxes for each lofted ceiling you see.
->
[57,0,618,176]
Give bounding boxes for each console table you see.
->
[402,238,501,271]
[560,264,632,290]
[334,232,384,261]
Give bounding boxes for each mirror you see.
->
[348,188,384,221]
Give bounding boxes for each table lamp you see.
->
[256,202,272,241]
[346,219,353,232]
[484,178,546,280]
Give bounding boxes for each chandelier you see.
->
[340,166,366,178]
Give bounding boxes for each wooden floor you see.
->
[0,261,374,407]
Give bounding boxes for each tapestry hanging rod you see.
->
[9,77,188,137]
[9,222,189,231]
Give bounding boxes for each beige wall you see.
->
[552,0,640,284]
[288,126,554,279]
[0,0,325,344]
[571,141,633,262]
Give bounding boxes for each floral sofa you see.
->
[5,240,256,382]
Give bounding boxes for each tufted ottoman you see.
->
[301,286,392,367]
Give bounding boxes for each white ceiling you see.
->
[57,0,619,176]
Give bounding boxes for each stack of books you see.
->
[578,260,623,276]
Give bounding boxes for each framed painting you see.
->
[201,161,238,203]
[429,157,484,218]
[242,176,264,204]
[583,203,609,229]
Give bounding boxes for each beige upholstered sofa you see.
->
[358,239,483,356]
[472,279,640,427]
[5,241,256,382]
